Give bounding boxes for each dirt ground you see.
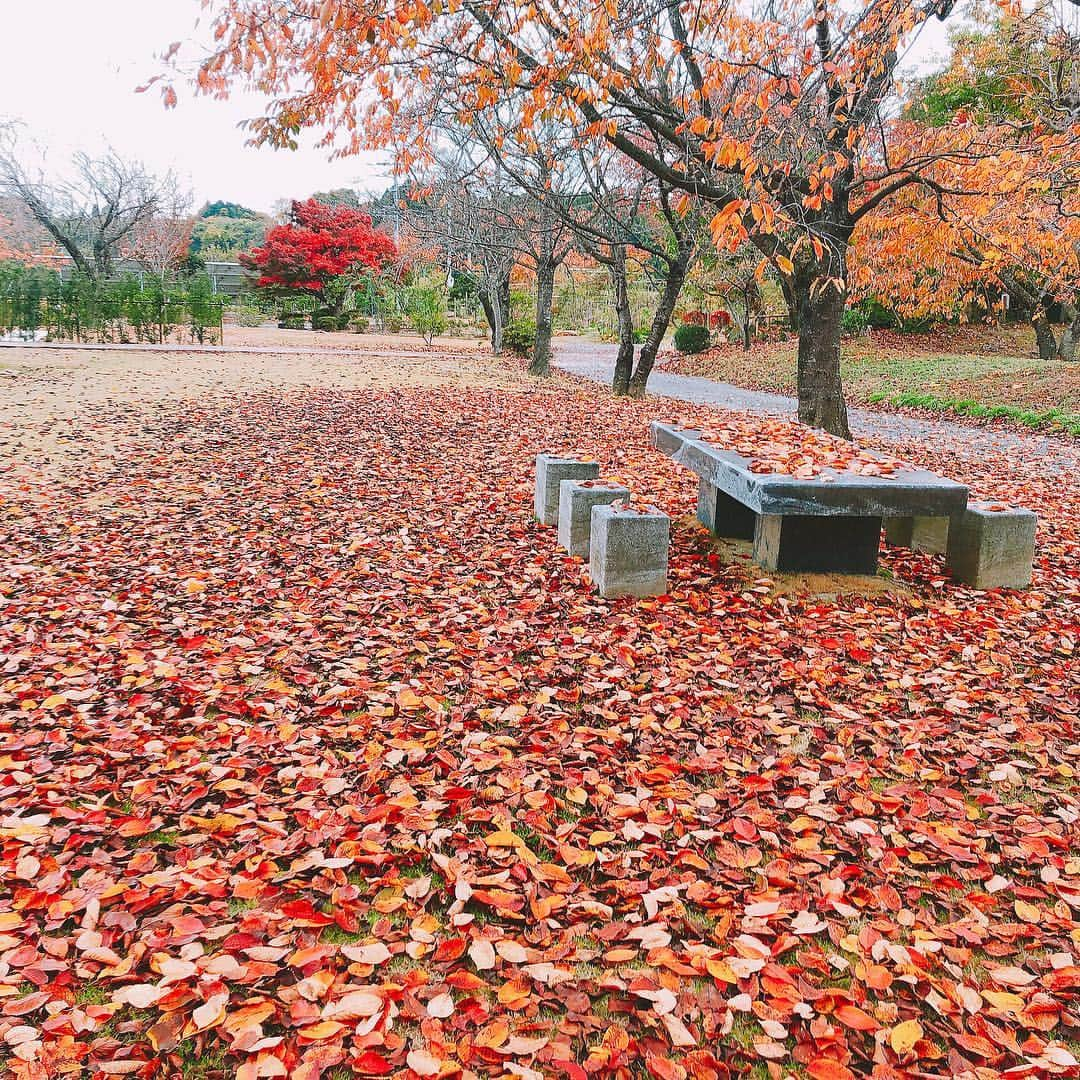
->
[221,323,488,352]
[0,334,521,474]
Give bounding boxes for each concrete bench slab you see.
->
[946,503,1036,589]
[534,454,599,526]
[558,480,631,558]
[651,420,968,575]
[590,504,669,598]
[651,421,702,456]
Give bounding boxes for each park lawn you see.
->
[1,342,1078,1079]
[668,323,1080,435]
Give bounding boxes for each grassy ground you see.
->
[666,323,1080,435]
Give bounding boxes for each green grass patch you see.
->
[873,391,1080,436]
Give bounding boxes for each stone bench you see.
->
[558,480,630,558]
[884,515,949,555]
[885,504,1037,588]
[651,421,969,575]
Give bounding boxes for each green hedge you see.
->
[503,320,536,356]
[0,268,224,345]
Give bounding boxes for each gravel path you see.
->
[555,340,1080,475]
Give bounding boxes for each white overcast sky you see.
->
[0,0,391,213]
[0,1,953,216]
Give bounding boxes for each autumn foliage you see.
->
[2,360,1078,1077]
[242,199,396,302]
[185,0,1071,437]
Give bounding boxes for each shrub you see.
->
[278,315,307,330]
[681,310,707,326]
[385,314,403,333]
[843,298,898,335]
[187,273,222,345]
[312,312,349,331]
[841,307,871,336]
[349,315,370,333]
[503,319,536,356]
[406,284,448,345]
[674,323,710,354]
[232,305,266,327]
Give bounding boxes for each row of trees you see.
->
[179,0,1078,437]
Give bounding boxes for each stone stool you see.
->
[589,504,669,598]
[534,455,599,526]
[946,503,1036,589]
[558,480,630,558]
[884,515,950,555]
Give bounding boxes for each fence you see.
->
[35,254,250,299]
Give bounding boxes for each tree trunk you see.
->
[530,232,556,378]
[778,273,800,331]
[1032,309,1058,362]
[607,247,635,396]
[478,290,497,346]
[479,268,511,354]
[794,271,851,439]
[1057,306,1079,362]
[627,250,689,398]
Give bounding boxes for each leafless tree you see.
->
[406,153,525,355]
[0,129,181,281]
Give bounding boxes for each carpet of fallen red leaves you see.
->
[1,377,1078,1080]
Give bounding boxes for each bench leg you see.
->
[697,478,757,540]
[753,514,882,574]
[884,515,949,555]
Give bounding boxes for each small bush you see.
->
[405,284,448,345]
[843,298,898,336]
[841,307,871,336]
[233,305,266,327]
[278,315,307,330]
[503,319,537,356]
[674,323,710,354]
[349,315,370,333]
[385,315,403,333]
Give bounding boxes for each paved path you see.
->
[555,341,1077,467]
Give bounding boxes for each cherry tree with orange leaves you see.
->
[176,0,1075,437]
[851,4,1080,360]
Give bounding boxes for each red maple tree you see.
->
[242,198,396,307]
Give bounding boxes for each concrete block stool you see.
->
[946,503,1036,589]
[534,455,599,526]
[558,480,630,558]
[885,515,950,555]
[589,504,669,598]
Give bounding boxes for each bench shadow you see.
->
[677,515,914,601]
